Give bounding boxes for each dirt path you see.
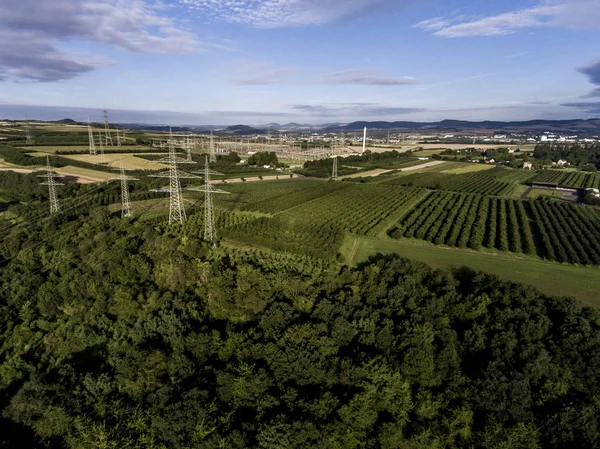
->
[0,167,35,174]
[211,174,296,184]
[347,238,359,264]
[343,169,394,178]
[399,160,446,171]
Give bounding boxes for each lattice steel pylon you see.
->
[104,109,113,146]
[209,132,216,163]
[185,135,194,162]
[188,155,230,243]
[111,162,138,218]
[25,127,33,145]
[332,156,338,180]
[97,131,107,164]
[116,128,121,147]
[149,131,199,225]
[87,118,96,155]
[38,156,64,214]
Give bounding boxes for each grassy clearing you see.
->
[527,188,568,199]
[441,164,495,174]
[349,236,600,308]
[59,153,169,170]
[508,184,530,198]
[55,166,114,182]
[411,149,445,157]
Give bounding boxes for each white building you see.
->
[523,162,533,170]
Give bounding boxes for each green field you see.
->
[440,163,495,174]
[348,236,600,308]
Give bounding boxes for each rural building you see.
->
[585,188,600,198]
[557,159,568,166]
[523,162,533,170]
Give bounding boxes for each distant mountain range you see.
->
[322,119,600,133]
[5,116,600,135]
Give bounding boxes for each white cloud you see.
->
[415,1,600,38]
[180,0,401,28]
[0,0,204,81]
[316,69,418,85]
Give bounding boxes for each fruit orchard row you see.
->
[530,170,600,189]
[388,172,513,196]
[389,192,600,265]
[281,184,425,236]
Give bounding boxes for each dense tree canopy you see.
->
[0,207,599,448]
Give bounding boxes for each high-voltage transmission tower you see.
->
[209,132,217,163]
[184,135,194,162]
[149,130,199,225]
[116,128,121,147]
[25,127,33,145]
[87,118,96,155]
[103,109,113,146]
[97,131,107,164]
[188,155,230,243]
[331,156,338,180]
[38,156,64,215]
[111,162,138,218]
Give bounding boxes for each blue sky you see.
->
[1,0,599,125]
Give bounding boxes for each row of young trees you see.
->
[280,184,424,236]
[389,172,513,196]
[529,169,600,188]
[390,192,600,264]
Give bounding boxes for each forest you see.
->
[0,196,599,448]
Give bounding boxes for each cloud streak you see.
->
[291,103,425,116]
[561,101,600,115]
[180,0,402,28]
[0,0,202,82]
[415,1,600,38]
[316,69,418,86]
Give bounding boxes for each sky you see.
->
[1,0,600,125]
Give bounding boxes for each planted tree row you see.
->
[281,184,424,236]
[389,192,600,265]
[530,170,600,188]
[388,172,513,196]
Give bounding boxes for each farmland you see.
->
[388,191,600,265]
[529,169,600,188]
[2,122,600,307]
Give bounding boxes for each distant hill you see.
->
[325,119,600,134]
[222,124,266,135]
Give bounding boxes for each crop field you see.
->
[218,214,344,260]
[279,184,425,236]
[440,164,496,174]
[386,172,513,196]
[59,153,170,170]
[55,166,115,183]
[388,191,600,265]
[529,169,600,188]
[217,178,331,213]
[349,236,600,308]
[486,167,538,183]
